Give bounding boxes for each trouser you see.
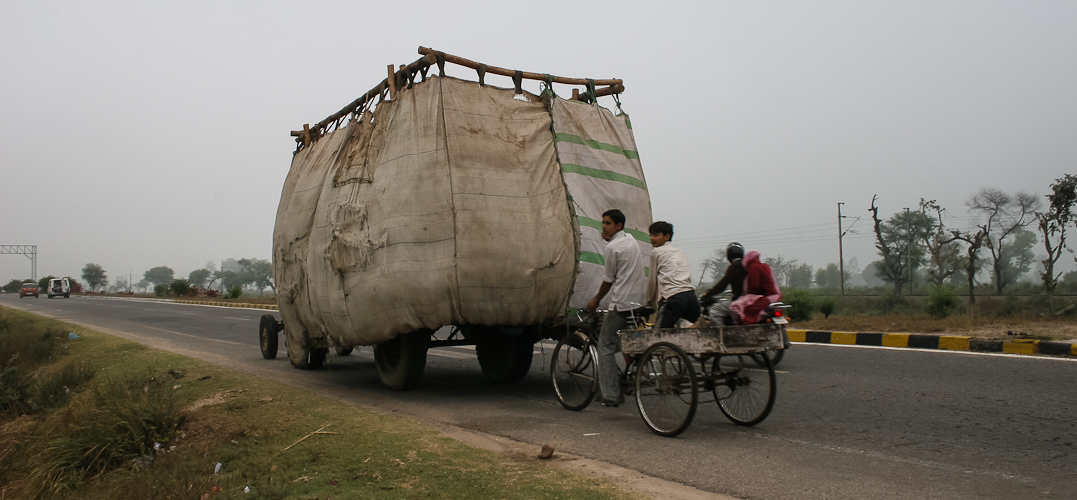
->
[708,300,734,326]
[658,290,702,328]
[598,310,629,404]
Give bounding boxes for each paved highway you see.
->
[2,294,1074,500]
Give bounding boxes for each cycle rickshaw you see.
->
[550,310,785,437]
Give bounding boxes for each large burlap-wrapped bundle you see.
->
[274,76,651,349]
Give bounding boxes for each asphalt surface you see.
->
[2,294,1076,500]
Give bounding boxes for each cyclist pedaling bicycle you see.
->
[586,209,648,408]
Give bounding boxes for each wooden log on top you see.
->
[292,53,437,140]
[569,84,625,101]
[418,46,622,87]
[387,64,397,100]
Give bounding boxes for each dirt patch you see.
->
[434,423,734,500]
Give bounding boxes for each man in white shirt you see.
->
[646,221,701,328]
[586,209,647,407]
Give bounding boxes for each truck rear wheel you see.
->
[286,328,327,370]
[476,331,534,384]
[374,330,429,391]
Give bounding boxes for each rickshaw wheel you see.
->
[711,353,776,426]
[634,342,697,437]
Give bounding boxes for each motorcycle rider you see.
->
[700,243,782,325]
[699,243,747,325]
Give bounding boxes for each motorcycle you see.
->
[699,294,791,367]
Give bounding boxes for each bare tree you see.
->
[950,225,988,304]
[1036,174,1077,312]
[967,188,1042,294]
[764,255,794,286]
[869,195,934,295]
[870,195,906,295]
[919,199,961,287]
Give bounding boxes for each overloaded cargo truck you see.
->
[259,47,653,390]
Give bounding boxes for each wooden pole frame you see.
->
[292,47,627,150]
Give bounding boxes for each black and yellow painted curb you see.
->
[787,329,1077,357]
[173,299,278,311]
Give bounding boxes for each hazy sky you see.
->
[2,1,1075,287]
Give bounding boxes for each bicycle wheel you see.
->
[550,331,598,411]
[635,342,697,437]
[711,353,776,426]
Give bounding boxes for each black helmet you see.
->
[726,242,744,262]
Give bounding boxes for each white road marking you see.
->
[429,350,472,359]
[225,317,251,321]
[143,325,246,346]
[794,341,1077,362]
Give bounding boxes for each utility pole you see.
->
[837,203,845,297]
[904,207,911,294]
[837,203,857,297]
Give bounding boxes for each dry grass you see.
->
[0,306,643,500]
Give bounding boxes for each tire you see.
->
[635,342,698,437]
[750,349,785,368]
[308,347,327,368]
[374,330,430,391]
[286,327,326,370]
[711,353,776,426]
[550,331,598,411]
[335,346,353,356]
[769,348,785,367]
[64,292,70,298]
[259,315,279,360]
[476,330,534,384]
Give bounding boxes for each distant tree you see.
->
[1064,270,1077,283]
[188,268,213,288]
[950,225,988,304]
[967,188,1042,294]
[215,270,248,290]
[869,196,935,295]
[764,255,793,286]
[169,279,191,297]
[109,276,130,293]
[249,259,275,294]
[703,247,730,284]
[788,263,813,289]
[3,279,25,293]
[995,228,1037,292]
[814,263,842,289]
[1035,174,1077,311]
[861,262,885,287]
[919,200,962,287]
[143,266,175,287]
[137,279,151,293]
[81,263,108,292]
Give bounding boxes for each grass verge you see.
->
[0,306,642,500]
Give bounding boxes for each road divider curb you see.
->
[173,299,278,310]
[787,329,1076,357]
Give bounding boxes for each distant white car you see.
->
[47,278,70,298]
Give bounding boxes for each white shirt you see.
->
[602,230,647,311]
[649,241,694,301]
